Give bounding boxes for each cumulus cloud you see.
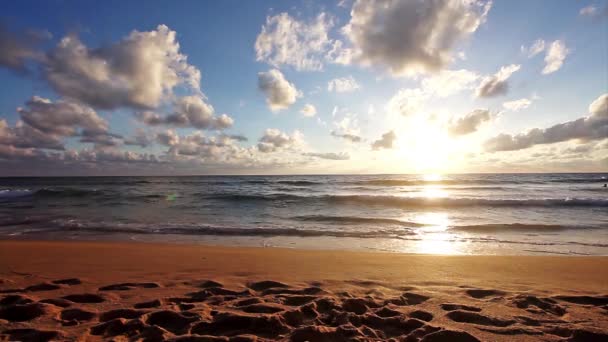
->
[448,109,491,136]
[18,96,108,136]
[0,119,64,150]
[302,152,350,160]
[327,76,360,92]
[0,24,47,72]
[485,93,608,151]
[300,104,317,117]
[43,25,201,110]
[503,98,532,111]
[257,128,303,152]
[156,130,180,147]
[475,64,520,98]
[338,0,492,75]
[255,13,334,71]
[542,40,569,74]
[258,69,300,111]
[136,96,233,130]
[371,130,397,150]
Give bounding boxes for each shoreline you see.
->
[1,240,607,340]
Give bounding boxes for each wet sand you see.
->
[0,240,607,341]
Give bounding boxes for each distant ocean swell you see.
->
[2,188,607,209]
[203,193,608,208]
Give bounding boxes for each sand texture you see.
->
[0,241,607,341]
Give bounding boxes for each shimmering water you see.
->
[1,174,607,255]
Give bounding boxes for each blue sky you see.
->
[0,0,606,175]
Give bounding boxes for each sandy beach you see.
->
[0,240,606,341]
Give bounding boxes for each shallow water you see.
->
[1,173,607,255]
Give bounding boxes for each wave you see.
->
[206,193,608,208]
[548,177,607,184]
[449,223,586,232]
[32,220,416,239]
[292,215,425,227]
[355,179,506,186]
[0,189,35,199]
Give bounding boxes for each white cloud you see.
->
[420,69,479,97]
[44,25,201,110]
[503,98,533,111]
[485,93,608,151]
[386,88,428,116]
[542,40,569,74]
[523,39,546,58]
[371,130,397,150]
[579,5,598,16]
[448,109,491,136]
[337,0,492,76]
[300,104,317,117]
[475,64,520,97]
[386,69,479,117]
[327,76,360,93]
[257,128,303,152]
[254,13,334,71]
[257,69,300,111]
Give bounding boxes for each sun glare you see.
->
[397,117,456,174]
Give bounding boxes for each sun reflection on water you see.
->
[412,212,460,255]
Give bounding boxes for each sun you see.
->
[396,117,455,173]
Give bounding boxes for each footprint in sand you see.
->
[446,310,515,327]
[511,295,566,316]
[59,308,96,325]
[1,328,63,342]
[465,289,507,299]
[52,278,82,285]
[99,308,147,322]
[98,282,160,291]
[62,293,105,303]
[0,302,54,322]
[440,303,482,312]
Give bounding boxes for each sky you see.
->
[0,0,607,176]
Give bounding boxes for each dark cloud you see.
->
[330,130,362,143]
[123,128,153,148]
[18,96,108,136]
[371,130,397,150]
[448,109,491,136]
[0,24,47,72]
[136,96,233,130]
[475,64,520,98]
[485,94,608,151]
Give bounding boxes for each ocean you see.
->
[0,173,606,255]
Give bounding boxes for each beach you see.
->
[1,240,607,341]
